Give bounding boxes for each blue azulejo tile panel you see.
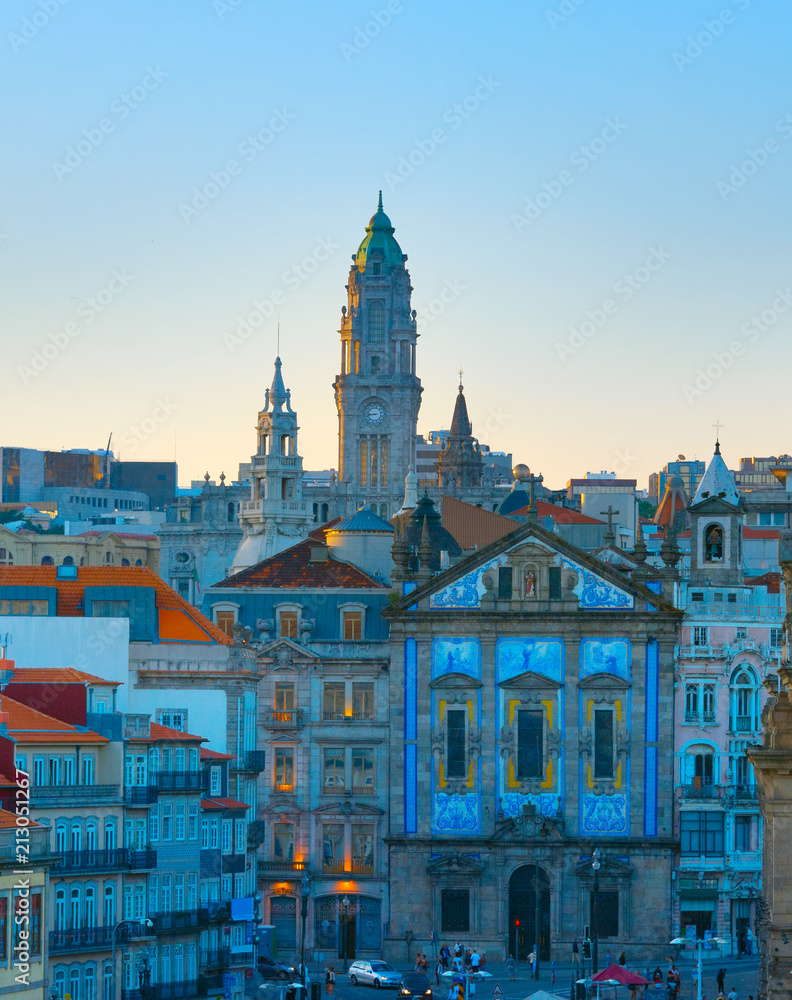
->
[580,638,631,680]
[500,792,560,818]
[404,637,418,740]
[644,746,658,836]
[433,792,479,833]
[432,638,481,680]
[429,558,499,609]
[404,744,418,834]
[497,638,563,683]
[557,556,634,609]
[645,639,659,742]
[581,792,628,834]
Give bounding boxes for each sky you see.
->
[4,0,792,493]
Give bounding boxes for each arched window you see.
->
[70,966,80,1000]
[105,552,113,564]
[135,559,142,566]
[55,888,66,931]
[41,556,54,565]
[70,886,81,928]
[731,665,760,733]
[683,743,717,787]
[54,968,67,998]
[86,822,97,854]
[85,884,96,928]
[104,819,116,852]
[321,503,329,522]
[367,301,385,342]
[312,503,319,523]
[121,558,130,566]
[227,502,235,523]
[704,523,724,562]
[103,883,115,928]
[85,965,97,1000]
[62,556,74,566]
[71,821,82,853]
[56,822,68,853]
[103,964,113,1000]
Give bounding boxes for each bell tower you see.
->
[689,440,744,588]
[333,194,422,519]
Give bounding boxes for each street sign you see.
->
[492,985,503,998]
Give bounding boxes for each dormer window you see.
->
[278,608,299,638]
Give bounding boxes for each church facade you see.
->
[383,519,683,962]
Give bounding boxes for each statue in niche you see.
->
[705,524,723,562]
[524,572,536,598]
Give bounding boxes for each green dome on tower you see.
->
[355,191,404,269]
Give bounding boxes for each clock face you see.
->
[365,403,386,426]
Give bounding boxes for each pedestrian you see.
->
[528,949,537,980]
[619,952,627,967]
[716,970,726,995]
[455,942,462,958]
[573,939,580,966]
[552,960,556,986]
[746,928,754,956]
[441,945,450,970]
[470,950,480,973]
[507,954,516,982]
[479,953,486,969]
[453,953,464,974]
[325,966,335,996]
[728,989,738,1000]
[606,950,613,967]
[435,958,443,986]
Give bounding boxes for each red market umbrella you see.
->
[592,966,650,986]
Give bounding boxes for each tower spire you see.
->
[377,190,383,212]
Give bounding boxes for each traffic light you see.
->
[515,920,520,927]
[583,940,592,959]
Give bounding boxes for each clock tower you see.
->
[333,194,422,517]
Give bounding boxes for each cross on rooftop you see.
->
[600,506,617,542]
[713,419,723,440]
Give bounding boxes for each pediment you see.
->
[429,671,483,691]
[425,852,486,876]
[578,673,631,690]
[310,800,384,817]
[575,855,633,877]
[499,670,562,691]
[262,798,301,816]
[257,636,319,670]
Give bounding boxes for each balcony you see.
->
[125,785,159,805]
[322,860,346,874]
[122,976,223,1000]
[259,859,308,874]
[51,848,157,873]
[152,904,229,934]
[728,784,759,802]
[264,709,304,730]
[31,784,120,807]
[200,947,231,970]
[351,860,374,875]
[155,772,202,792]
[50,926,112,953]
[351,785,374,796]
[273,783,295,794]
[680,783,724,800]
[234,750,267,772]
[733,717,758,734]
[683,713,718,726]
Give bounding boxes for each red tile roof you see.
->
[200,797,251,810]
[744,527,781,540]
[149,723,206,742]
[201,748,235,761]
[79,531,158,541]
[8,667,121,687]
[3,694,107,744]
[439,497,519,550]
[0,807,41,828]
[0,566,231,645]
[745,572,782,594]
[214,525,385,590]
[504,501,604,524]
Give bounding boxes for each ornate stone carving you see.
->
[425,852,486,877]
[493,801,564,841]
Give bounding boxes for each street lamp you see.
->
[112,918,154,1000]
[341,895,356,974]
[533,867,541,981]
[591,849,602,975]
[49,986,61,1000]
[671,936,728,1000]
[136,948,153,1000]
[300,873,310,986]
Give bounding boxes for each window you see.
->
[517,709,543,780]
[162,804,172,841]
[14,754,26,776]
[91,600,131,617]
[188,805,198,840]
[235,820,245,853]
[734,815,752,852]
[49,757,60,786]
[728,592,737,603]
[104,820,116,851]
[189,748,198,771]
[274,823,294,861]
[352,824,374,873]
[322,824,344,872]
[694,753,714,785]
[275,683,295,711]
[159,710,186,731]
[30,891,41,954]
[498,566,513,600]
[275,749,294,791]
[446,709,467,779]
[210,767,221,795]
[691,592,704,602]
[0,896,7,961]
[352,748,374,793]
[736,627,747,640]
[324,749,345,791]
[591,891,619,938]
[693,626,708,647]
[174,874,185,911]
[175,748,185,772]
[343,610,363,641]
[149,809,159,843]
[222,820,232,853]
[323,682,346,720]
[703,684,716,722]
[735,754,751,788]
[201,819,209,850]
[216,610,235,638]
[681,811,724,856]
[441,889,469,933]
[684,685,699,722]
[593,709,614,780]
[33,757,45,785]
[63,755,76,785]
[731,666,759,732]
[770,628,783,648]
[0,598,48,614]
[367,301,385,342]
[82,756,95,785]
[279,610,298,638]
[161,876,171,914]
[188,874,197,910]
[148,748,159,774]
[234,874,244,898]
[704,523,725,562]
[175,804,186,841]
[352,682,374,720]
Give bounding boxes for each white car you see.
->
[349,960,402,988]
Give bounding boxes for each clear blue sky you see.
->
[4,0,791,490]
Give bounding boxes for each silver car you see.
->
[349,960,401,988]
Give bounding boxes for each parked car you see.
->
[349,961,402,988]
[258,955,298,981]
[398,973,432,1000]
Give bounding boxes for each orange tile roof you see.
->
[0,566,231,645]
[744,527,781,540]
[0,807,41,829]
[439,496,519,550]
[3,694,107,744]
[149,723,207,742]
[8,667,121,687]
[0,774,16,787]
[201,797,251,811]
[201,748,235,761]
[745,571,782,594]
